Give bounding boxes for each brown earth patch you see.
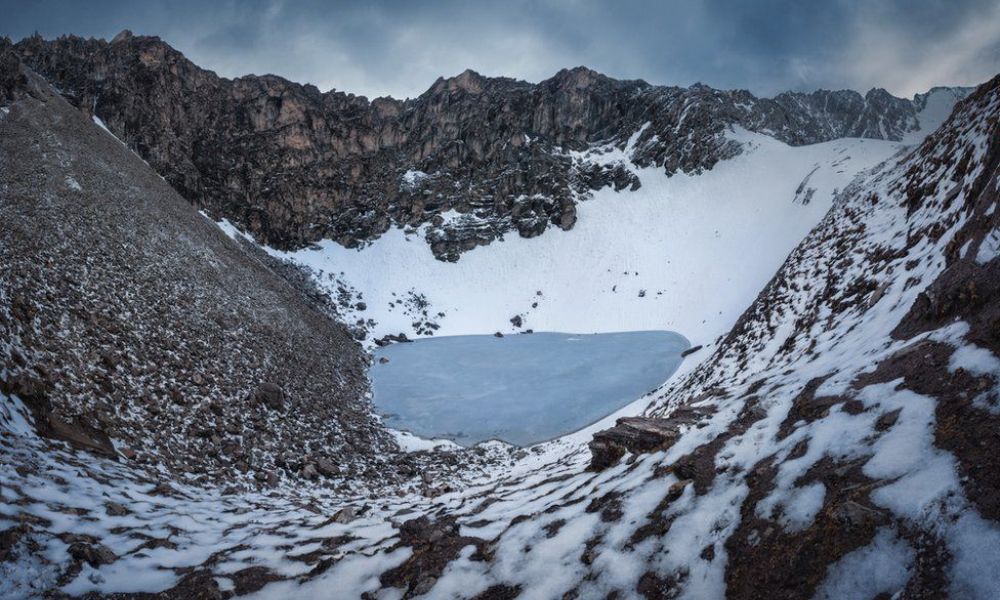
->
[379,515,489,598]
[725,458,889,600]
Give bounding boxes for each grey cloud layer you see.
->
[2,0,998,98]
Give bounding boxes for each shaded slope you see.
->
[0,56,393,486]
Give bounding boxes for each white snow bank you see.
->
[976,229,999,265]
[259,131,904,350]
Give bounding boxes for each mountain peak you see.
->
[549,65,608,89]
[111,29,134,44]
[428,68,489,94]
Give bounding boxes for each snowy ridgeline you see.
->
[215,90,963,353]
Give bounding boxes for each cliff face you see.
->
[5,32,949,260]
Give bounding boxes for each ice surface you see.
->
[370,331,689,446]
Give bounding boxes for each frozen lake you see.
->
[370,331,690,446]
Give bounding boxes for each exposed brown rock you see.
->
[589,405,713,470]
[67,541,117,567]
[380,516,488,598]
[725,459,888,600]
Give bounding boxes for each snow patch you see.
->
[976,229,999,265]
[387,428,461,452]
[401,169,430,190]
[813,529,914,600]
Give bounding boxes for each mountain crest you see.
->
[5,33,974,262]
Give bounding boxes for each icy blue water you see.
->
[370,331,690,447]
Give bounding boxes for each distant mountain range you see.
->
[4,31,970,260]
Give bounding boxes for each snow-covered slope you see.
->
[231,88,965,350]
[408,73,1000,599]
[245,130,907,350]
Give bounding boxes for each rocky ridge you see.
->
[4,32,967,260]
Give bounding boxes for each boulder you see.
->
[250,382,285,411]
[588,407,712,470]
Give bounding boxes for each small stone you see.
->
[68,542,117,567]
[315,457,339,477]
[332,506,356,524]
[412,575,437,595]
[105,502,129,516]
[251,382,285,411]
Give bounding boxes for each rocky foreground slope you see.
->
[0,54,401,488]
[0,38,998,599]
[3,32,968,260]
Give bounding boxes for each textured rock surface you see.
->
[3,32,956,260]
[588,406,713,470]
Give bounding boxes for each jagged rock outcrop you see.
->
[3,32,961,260]
[588,405,714,470]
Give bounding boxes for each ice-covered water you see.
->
[370,331,689,446]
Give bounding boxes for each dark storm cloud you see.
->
[2,0,998,98]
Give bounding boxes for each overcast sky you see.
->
[2,0,999,99]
